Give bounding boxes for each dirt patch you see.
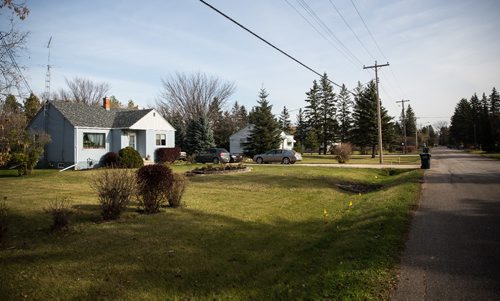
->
[186,167,252,176]
[335,183,382,194]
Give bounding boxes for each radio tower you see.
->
[43,36,52,101]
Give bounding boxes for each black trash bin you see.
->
[419,153,431,169]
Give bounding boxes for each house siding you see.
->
[29,104,75,168]
[75,128,111,169]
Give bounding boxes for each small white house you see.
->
[28,98,176,170]
[229,124,295,155]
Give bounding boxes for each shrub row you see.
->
[92,164,188,219]
[155,147,181,164]
[101,147,144,168]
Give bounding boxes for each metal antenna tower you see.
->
[43,36,52,101]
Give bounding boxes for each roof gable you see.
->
[129,110,175,131]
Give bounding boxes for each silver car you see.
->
[253,149,302,164]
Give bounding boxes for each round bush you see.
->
[136,164,173,213]
[118,147,144,168]
[101,152,120,167]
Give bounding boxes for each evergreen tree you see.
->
[295,108,307,151]
[351,81,393,156]
[490,87,500,150]
[304,130,319,154]
[245,88,281,156]
[23,93,41,122]
[3,94,21,113]
[337,84,353,142]
[199,113,215,149]
[278,106,292,133]
[450,98,473,146]
[405,105,417,143]
[184,118,202,155]
[304,80,321,153]
[317,73,337,154]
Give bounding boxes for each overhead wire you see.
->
[0,36,32,95]
[198,0,356,94]
[327,0,375,61]
[349,0,408,99]
[293,0,363,67]
[282,0,356,67]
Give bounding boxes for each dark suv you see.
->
[195,148,230,164]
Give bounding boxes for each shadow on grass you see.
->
[0,199,415,300]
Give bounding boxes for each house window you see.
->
[156,134,166,146]
[83,133,105,149]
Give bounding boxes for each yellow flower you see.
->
[349,201,353,207]
[323,208,328,216]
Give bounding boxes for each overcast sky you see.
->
[6,0,500,126]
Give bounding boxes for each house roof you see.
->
[49,101,153,128]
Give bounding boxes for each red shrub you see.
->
[136,164,173,213]
[155,147,181,163]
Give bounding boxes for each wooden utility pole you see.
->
[364,61,389,163]
[396,99,410,154]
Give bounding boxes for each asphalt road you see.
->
[393,147,500,300]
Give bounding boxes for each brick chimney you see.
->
[103,96,110,110]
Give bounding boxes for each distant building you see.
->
[229,124,295,155]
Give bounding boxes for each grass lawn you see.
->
[0,165,423,300]
[466,150,500,160]
[299,154,421,165]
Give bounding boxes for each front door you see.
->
[129,133,136,150]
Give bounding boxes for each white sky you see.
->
[6,0,500,127]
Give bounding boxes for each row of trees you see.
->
[449,87,499,151]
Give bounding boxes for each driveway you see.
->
[393,147,500,300]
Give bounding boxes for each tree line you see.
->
[448,87,499,151]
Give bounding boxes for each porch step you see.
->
[143,159,154,165]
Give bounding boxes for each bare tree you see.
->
[0,2,30,97]
[57,77,111,105]
[157,71,235,122]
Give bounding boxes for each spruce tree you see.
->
[450,98,473,146]
[405,105,417,142]
[245,88,281,156]
[295,108,307,151]
[351,81,393,156]
[304,80,321,153]
[279,106,292,133]
[337,84,353,142]
[24,93,41,122]
[317,73,337,154]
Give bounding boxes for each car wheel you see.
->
[256,157,264,164]
[282,157,290,164]
[213,157,220,164]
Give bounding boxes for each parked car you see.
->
[195,148,230,164]
[253,149,302,164]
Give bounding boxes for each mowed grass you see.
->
[0,165,423,300]
[299,154,421,165]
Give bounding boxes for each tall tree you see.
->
[304,80,321,153]
[450,98,473,146]
[490,87,500,150]
[295,108,307,151]
[405,105,417,143]
[337,84,353,142]
[278,106,292,133]
[23,93,41,122]
[317,73,337,154]
[0,1,29,95]
[57,77,111,105]
[184,114,214,155]
[245,88,281,156]
[157,71,235,123]
[3,94,21,113]
[351,81,393,156]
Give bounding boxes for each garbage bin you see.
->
[419,153,431,169]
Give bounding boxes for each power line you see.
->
[327,0,375,61]
[0,36,32,95]
[350,0,387,61]
[198,0,351,93]
[282,0,352,65]
[293,0,363,66]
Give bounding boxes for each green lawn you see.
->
[466,150,500,160]
[299,154,421,165]
[0,165,423,300]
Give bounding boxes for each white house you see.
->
[229,124,295,155]
[28,97,176,170]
